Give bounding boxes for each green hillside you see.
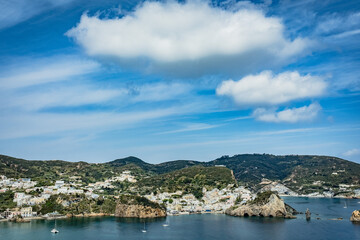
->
[136,166,236,198]
[0,155,141,184]
[207,154,360,193]
[1,153,359,195]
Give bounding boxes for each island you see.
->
[1,153,359,222]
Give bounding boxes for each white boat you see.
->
[51,220,59,234]
[163,218,169,227]
[344,202,347,208]
[141,222,147,233]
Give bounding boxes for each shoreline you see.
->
[0,213,115,222]
[279,194,359,199]
[1,196,357,223]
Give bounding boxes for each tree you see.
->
[0,191,16,211]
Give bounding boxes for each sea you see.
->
[1,197,359,240]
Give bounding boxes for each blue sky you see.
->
[0,0,359,163]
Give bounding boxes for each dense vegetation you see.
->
[0,155,153,184]
[207,154,360,193]
[247,191,275,205]
[136,166,236,198]
[38,194,117,215]
[0,191,17,211]
[118,195,165,210]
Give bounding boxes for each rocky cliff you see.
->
[225,192,295,218]
[114,195,166,218]
[350,210,360,222]
[115,204,166,218]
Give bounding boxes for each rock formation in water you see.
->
[10,215,30,223]
[305,208,311,221]
[114,195,166,218]
[225,191,296,218]
[350,210,360,222]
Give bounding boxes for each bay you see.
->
[1,197,359,240]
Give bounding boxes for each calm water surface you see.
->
[1,197,359,240]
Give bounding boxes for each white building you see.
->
[55,181,65,188]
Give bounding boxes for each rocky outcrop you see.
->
[350,210,360,222]
[115,204,166,218]
[285,203,299,215]
[69,213,110,218]
[225,192,295,218]
[10,216,30,223]
[305,209,311,221]
[114,195,166,218]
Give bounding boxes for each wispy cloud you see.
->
[331,29,360,39]
[224,116,253,122]
[255,127,329,136]
[0,107,181,139]
[343,148,360,157]
[2,85,126,111]
[0,55,100,89]
[158,123,221,135]
[130,82,192,102]
[316,11,360,37]
[0,0,75,29]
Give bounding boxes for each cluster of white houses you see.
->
[0,176,37,193]
[145,185,255,214]
[0,171,137,220]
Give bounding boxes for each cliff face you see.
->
[115,204,166,218]
[350,210,360,222]
[225,193,295,218]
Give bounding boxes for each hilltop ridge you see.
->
[1,153,359,195]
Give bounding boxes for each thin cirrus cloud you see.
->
[2,85,127,111]
[0,0,75,29]
[315,11,360,37]
[252,102,322,123]
[216,71,327,106]
[3,82,193,111]
[0,106,183,140]
[343,148,360,157]
[130,82,192,103]
[0,56,100,89]
[158,123,220,135]
[66,1,310,77]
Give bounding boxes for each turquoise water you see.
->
[1,197,359,240]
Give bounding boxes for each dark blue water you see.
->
[1,197,359,240]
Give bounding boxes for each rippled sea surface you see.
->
[1,197,359,240]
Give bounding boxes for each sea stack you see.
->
[350,210,360,222]
[306,209,311,221]
[225,191,296,218]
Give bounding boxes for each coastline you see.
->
[279,194,359,199]
[0,213,115,223]
[1,196,357,223]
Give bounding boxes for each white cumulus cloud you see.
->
[216,71,326,106]
[253,103,322,123]
[66,1,310,77]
